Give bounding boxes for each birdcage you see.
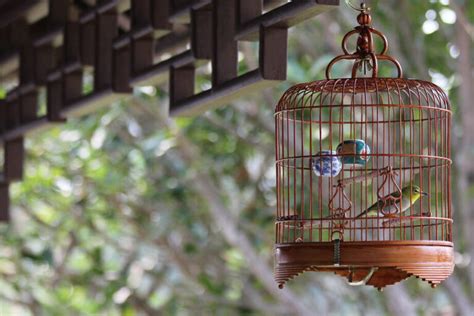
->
[274,5,453,290]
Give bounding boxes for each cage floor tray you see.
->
[275,241,454,289]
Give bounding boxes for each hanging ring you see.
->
[325,0,403,79]
[345,0,370,13]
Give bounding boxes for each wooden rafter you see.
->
[0,0,339,220]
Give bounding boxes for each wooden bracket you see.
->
[0,0,339,220]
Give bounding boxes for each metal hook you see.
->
[345,0,370,13]
[348,267,378,286]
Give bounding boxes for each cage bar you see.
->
[274,7,453,289]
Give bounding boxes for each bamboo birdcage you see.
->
[274,6,453,290]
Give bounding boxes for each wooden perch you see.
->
[337,166,395,186]
[382,212,432,228]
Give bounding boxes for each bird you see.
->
[356,184,428,219]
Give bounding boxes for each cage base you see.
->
[275,241,454,289]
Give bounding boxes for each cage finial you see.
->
[326,3,402,79]
[345,0,370,14]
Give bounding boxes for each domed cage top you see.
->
[274,6,453,290]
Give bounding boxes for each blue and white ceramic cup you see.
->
[311,150,342,177]
[336,139,371,166]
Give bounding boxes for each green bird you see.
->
[356,184,428,219]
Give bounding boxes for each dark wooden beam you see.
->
[4,137,24,181]
[0,183,10,222]
[94,8,118,90]
[170,64,195,106]
[260,26,288,80]
[0,0,339,219]
[236,0,339,41]
[151,0,171,30]
[212,0,237,86]
[0,0,39,29]
[237,0,262,25]
[47,73,65,122]
[191,8,212,60]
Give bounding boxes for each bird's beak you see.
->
[421,192,429,197]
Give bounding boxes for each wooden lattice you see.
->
[0,0,339,220]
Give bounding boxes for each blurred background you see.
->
[0,0,472,315]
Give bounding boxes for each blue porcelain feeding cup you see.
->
[336,139,371,166]
[311,150,342,177]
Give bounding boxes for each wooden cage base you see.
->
[275,241,454,289]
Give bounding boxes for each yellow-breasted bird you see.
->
[356,184,428,219]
